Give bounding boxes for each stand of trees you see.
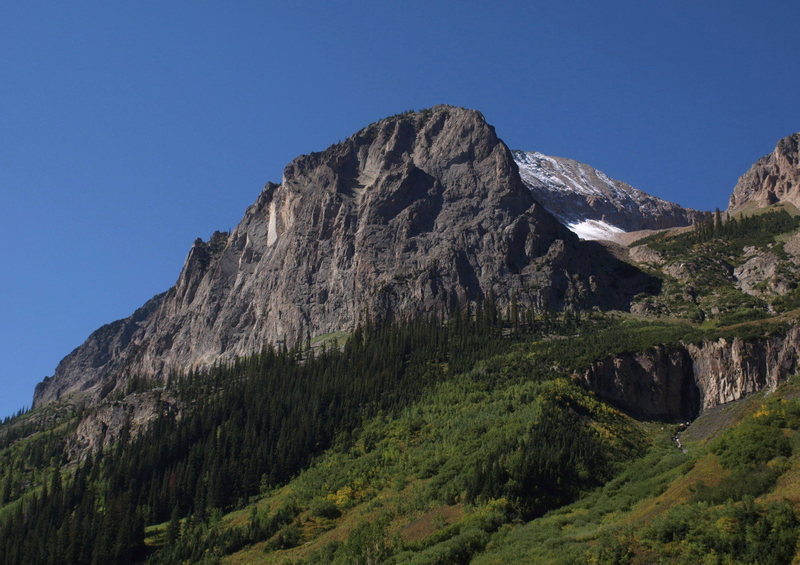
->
[693,208,799,244]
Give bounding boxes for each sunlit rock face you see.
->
[728,133,800,213]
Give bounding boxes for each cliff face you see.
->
[728,133,800,212]
[513,150,705,240]
[580,346,698,420]
[34,106,652,408]
[688,327,800,409]
[581,325,800,419]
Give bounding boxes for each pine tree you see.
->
[166,504,181,545]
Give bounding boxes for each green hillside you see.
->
[4,215,800,564]
[138,325,800,565]
[135,316,651,564]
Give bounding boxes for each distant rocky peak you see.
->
[514,151,626,200]
[513,150,704,241]
[728,133,800,213]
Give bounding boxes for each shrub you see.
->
[309,498,341,519]
[711,421,791,471]
[266,523,301,550]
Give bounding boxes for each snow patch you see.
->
[567,220,626,241]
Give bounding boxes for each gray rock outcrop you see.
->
[64,390,177,460]
[734,247,796,299]
[728,133,800,212]
[34,106,654,408]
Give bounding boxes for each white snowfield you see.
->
[567,219,626,241]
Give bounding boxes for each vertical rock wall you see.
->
[581,325,800,419]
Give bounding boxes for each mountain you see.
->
[728,133,800,213]
[33,106,653,409]
[7,116,800,565]
[513,150,705,240]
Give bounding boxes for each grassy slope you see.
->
[221,376,644,563]
[476,376,800,565]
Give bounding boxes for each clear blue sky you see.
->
[2,1,799,418]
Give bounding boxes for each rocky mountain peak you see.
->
[512,150,705,241]
[728,133,800,213]
[32,106,654,409]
